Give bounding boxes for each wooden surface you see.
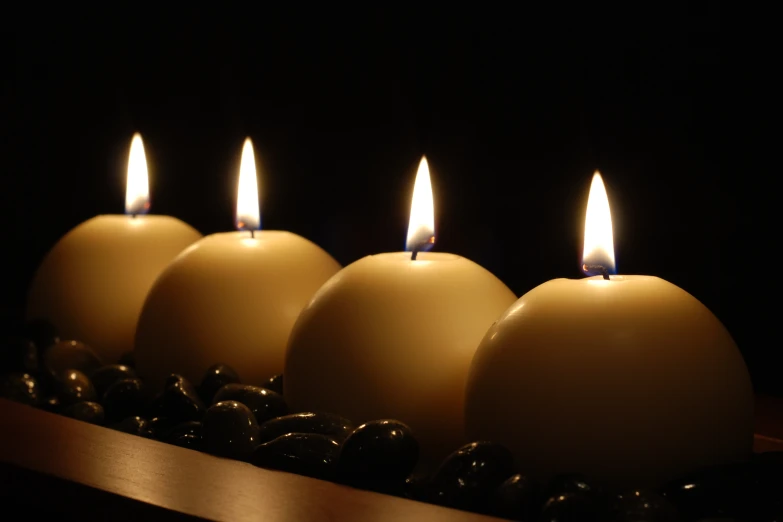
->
[0,399,500,522]
[1,396,782,522]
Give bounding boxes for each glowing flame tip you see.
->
[125,133,150,215]
[405,156,436,253]
[581,171,616,275]
[236,137,260,231]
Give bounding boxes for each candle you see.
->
[26,134,202,362]
[135,138,341,390]
[284,157,517,470]
[464,172,754,487]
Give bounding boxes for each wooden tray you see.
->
[1,396,781,522]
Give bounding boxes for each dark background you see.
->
[4,8,768,392]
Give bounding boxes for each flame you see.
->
[405,156,436,253]
[125,133,150,215]
[236,137,260,232]
[581,171,616,275]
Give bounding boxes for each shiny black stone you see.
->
[212,384,287,424]
[539,492,603,522]
[43,340,103,380]
[252,433,340,481]
[202,401,260,460]
[198,363,240,404]
[258,412,354,444]
[62,401,105,425]
[427,441,515,514]
[541,472,604,503]
[164,421,204,451]
[91,364,136,399]
[748,453,783,520]
[262,374,283,395]
[23,318,59,357]
[660,462,754,520]
[0,372,41,406]
[0,336,38,373]
[608,490,680,522]
[153,374,205,423]
[56,369,97,405]
[488,473,538,522]
[102,378,150,421]
[337,420,418,491]
[40,395,61,412]
[147,416,178,439]
[110,416,153,437]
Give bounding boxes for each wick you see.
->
[411,249,418,261]
[250,230,255,238]
[583,264,611,280]
[131,213,137,219]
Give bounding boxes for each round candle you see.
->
[285,157,516,469]
[135,138,340,390]
[465,172,753,487]
[26,134,202,362]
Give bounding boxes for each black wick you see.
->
[583,264,610,280]
[131,213,137,219]
[250,230,255,238]
[410,235,435,261]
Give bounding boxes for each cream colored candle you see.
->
[135,138,341,390]
[285,157,516,469]
[465,172,754,487]
[26,134,202,362]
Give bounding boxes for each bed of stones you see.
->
[1,319,781,522]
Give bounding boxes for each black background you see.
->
[4,8,769,392]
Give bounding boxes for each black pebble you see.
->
[488,473,538,522]
[102,378,150,421]
[23,318,59,359]
[258,412,354,444]
[164,421,203,451]
[660,462,753,520]
[0,336,38,373]
[608,490,680,522]
[202,401,260,460]
[539,492,603,522]
[541,472,603,504]
[111,416,153,437]
[252,433,340,481]
[43,341,103,379]
[91,364,136,399]
[213,384,287,424]
[427,441,515,514]
[198,364,240,404]
[751,452,783,519]
[148,416,178,439]
[117,352,135,368]
[337,419,418,492]
[262,374,283,395]
[40,395,61,412]
[151,374,205,423]
[62,401,105,424]
[57,370,97,405]
[0,372,41,406]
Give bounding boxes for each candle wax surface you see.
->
[284,251,517,470]
[465,275,754,487]
[135,230,341,390]
[26,215,202,362]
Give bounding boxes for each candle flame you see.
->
[125,133,150,215]
[236,137,260,232]
[405,156,436,253]
[581,171,616,275]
